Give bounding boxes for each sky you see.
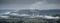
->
[0,0,60,10]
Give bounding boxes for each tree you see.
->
[52,14,60,23]
[24,18,49,23]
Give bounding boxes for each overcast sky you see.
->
[0,0,60,10]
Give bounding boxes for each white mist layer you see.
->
[0,16,9,18]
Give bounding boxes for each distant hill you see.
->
[0,9,60,15]
[0,9,13,13]
[39,9,60,15]
[17,9,60,15]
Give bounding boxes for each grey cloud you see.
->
[47,0,60,4]
[0,0,42,4]
[0,0,60,10]
[1,0,60,4]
